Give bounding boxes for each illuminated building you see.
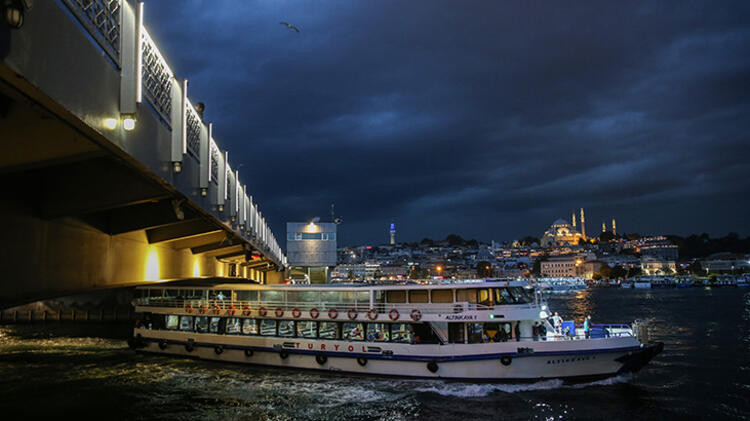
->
[389,221,396,245]
[540,219,583,247]
[286,221,337,283]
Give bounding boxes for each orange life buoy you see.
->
[328,308,338,319]
[410,309,422,321]
[212,304,221,315]
[347,308,358,320]
[292,307,302,318]
[389,308,400,321]
[185,304,193,313]
[275,306,284,318]
[226,305,236,316]
[199,305,207,314]
[242,305,251,316]
[367,309,378,320]
[258,306,267,317]
[309,308,320,319]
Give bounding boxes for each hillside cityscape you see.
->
[297,213,750,284]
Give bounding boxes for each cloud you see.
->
[142,0,750,244]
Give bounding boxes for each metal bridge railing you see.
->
[61,0,121,67]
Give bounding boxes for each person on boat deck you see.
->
[583,315,591,339]
[552,312,562,334]
[409,330,416,344]
[538,321,547,340]
[503,323,512,342]
[216,291,225,300]
[532,322,540,340]
[514,323,520,342]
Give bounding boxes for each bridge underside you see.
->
[0,69,281,310]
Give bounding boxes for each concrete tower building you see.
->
[612,218,617,236]
[389,222,396,245]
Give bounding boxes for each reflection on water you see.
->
[0,289,748,420]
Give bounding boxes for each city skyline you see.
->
[143,1,750,245]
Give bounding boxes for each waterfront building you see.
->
[287,221,338,283]
[640,256,677,275]
[540,219,583,247]
[701,253,750,273]
[540,256,580,277]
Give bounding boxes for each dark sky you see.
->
[143,1,750,246]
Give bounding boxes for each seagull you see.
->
[280,21,300,33]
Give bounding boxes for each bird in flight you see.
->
[280,22,299,33]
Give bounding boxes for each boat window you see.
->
[242,319,257,335]
[260,290,285,304]
[366,323,390,342]
[164,289,178,297]
[512,287,534,303]
[260,319,277,336]
[236,290,258,302]
[287,290,320,304]
[391,324,413,343]
[355,291,370,307]
[386,290,406,303]
[179,316,193,331]
[296,321,317,338]
[318,321,339,339]
[448,323,465,344]
[456,289,477,303]
[226,318,242,335]
[321,291,354,304]
[477,289,493,307]
[195,316,209,333]
[166,315,179,330]
[209,317,221,333]
[374,290,385,305]
[278,320,295,337]
[495,288,513,305]
[342,322,364,341]
[210,290,230,301]
[408,290,429,303]
[431,289,453,303]
[150,289,163,297]
[468,323,484,343]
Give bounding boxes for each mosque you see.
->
[540,208,587,247]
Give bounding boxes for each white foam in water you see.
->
[414,374,633,397]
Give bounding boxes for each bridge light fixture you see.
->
[4,1,24,29]
[103,118,117,130]
[122,114,136,131]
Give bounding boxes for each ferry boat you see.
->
[128,278,663,382]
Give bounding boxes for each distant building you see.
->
[286,221,337,283]
[701,253,750,273]
[540,219,583,247]
[640,256,676,275]
[389,222,396,245]
[540,256,581,277]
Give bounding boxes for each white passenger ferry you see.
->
[129,278,663,382]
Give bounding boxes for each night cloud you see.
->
[143,0,750,245]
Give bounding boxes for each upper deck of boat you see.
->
[135,277,531,292]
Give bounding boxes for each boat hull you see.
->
[130,330,662,382]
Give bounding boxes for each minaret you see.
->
[580,208,586,240]
[572,212,577,228]
[602,221,606,232]
[389,222,396,245]
[612,218,617,236]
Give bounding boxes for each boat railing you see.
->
[133,297,537,315]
